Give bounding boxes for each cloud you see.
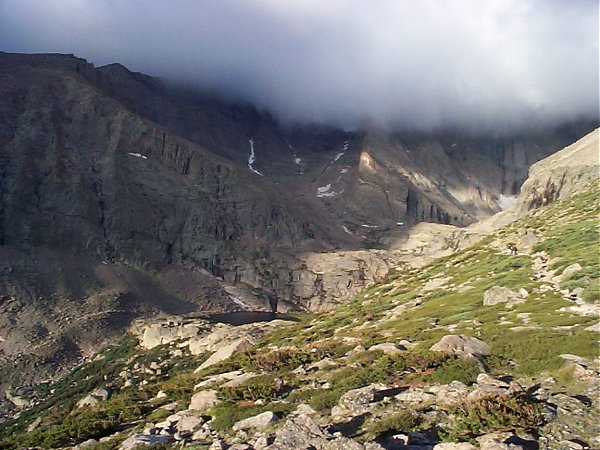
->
[0,0,598,132]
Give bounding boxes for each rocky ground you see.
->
[0,156,598,449]
[1,51,596,393]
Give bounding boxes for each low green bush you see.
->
[426,357,480,385]
[209,402,292,431]
[367,410,421,438]
[442,393,544,442]
[218,374,292,402]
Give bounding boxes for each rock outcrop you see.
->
[0,51,596,391]
[430,335,491,358]
[518,128,599,212]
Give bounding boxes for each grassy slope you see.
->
[1,182,598,449]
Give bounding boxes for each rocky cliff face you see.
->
[0,51,596,387]
[517,128,599,212]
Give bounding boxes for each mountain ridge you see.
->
[1,126,598,450]
[0,51,597,395]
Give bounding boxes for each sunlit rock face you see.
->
[0,51,596,389]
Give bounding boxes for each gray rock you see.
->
[269,413,329,449]
[369,342,404,355]
[428,381,469,405]
[395,387,436,405]
[26,416,42,432]
[433,444,476,450]
[5,391,31,409]
[221,372,259,387]
[364,443,387,450]
[77,388,110,408]
[119,434,174,450]
[430,335,490,358]
[307,357,339,371]
[175,411,204,433]
[254,436,270,450]
[476,433,525,450]
[321,436,365,449]
[554,263,583,283]
[233,411,279,431]
[332,384,387,420]
[197,338,254,370]
[189,389,220,412]
[209,440,228,450]
[76,439,99,449]
[483,286,524,307]
[476,373,509,387]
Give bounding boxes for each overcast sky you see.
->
[1,0,598,132]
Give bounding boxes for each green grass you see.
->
[2,182,598,447]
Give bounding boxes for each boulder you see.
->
[75,439,99,449]
[120,434,174,450]
[483,286,524,307]
[428,381,469,405]
[369,342,404,355]
[232,411,279,431]
[430,335,490,358]
[253,436,269,450]
[221,372,259,387]
[433,444,476,450]
[332,384,386,420]
[476,374,509,388]
[5,391,31,409]
[175,411,204,433]
[189,389,220,412]
[197,338,254,371]
[208,440,228,450]
[195,370,244,388]
[77,388,110,408]
[395,387,436,405]
[307,357,338,371]
[476,432,526,450]
[269,413,330,449]
[265,410,371,450]
[554,263,583,283]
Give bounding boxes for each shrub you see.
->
[426,357,480,385]
[310,389,346,412]
[209,402,292,431]
[15,392,148,448]
[244,348,312,372]
[218,374,291,402]
[367,410,421,438]
[442,394,544,442]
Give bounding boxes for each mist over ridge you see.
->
[0,0,598,133]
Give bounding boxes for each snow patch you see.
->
[360,224,379,228]
[247,139,263,176]
[340,168,348,174]
[497,194,517,210]
[128,152,148,160]
[341,225,353,235]
[317,184,332,194]
[331,140,349,163]
[229,295,251,310]
[289,144,303,174]
[396,222,404,226]
[316,184,337,198]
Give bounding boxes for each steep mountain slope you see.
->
[387,128,600,265]
[0,51,596,395]
[0,52,341,387]
[1,129,598,450]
